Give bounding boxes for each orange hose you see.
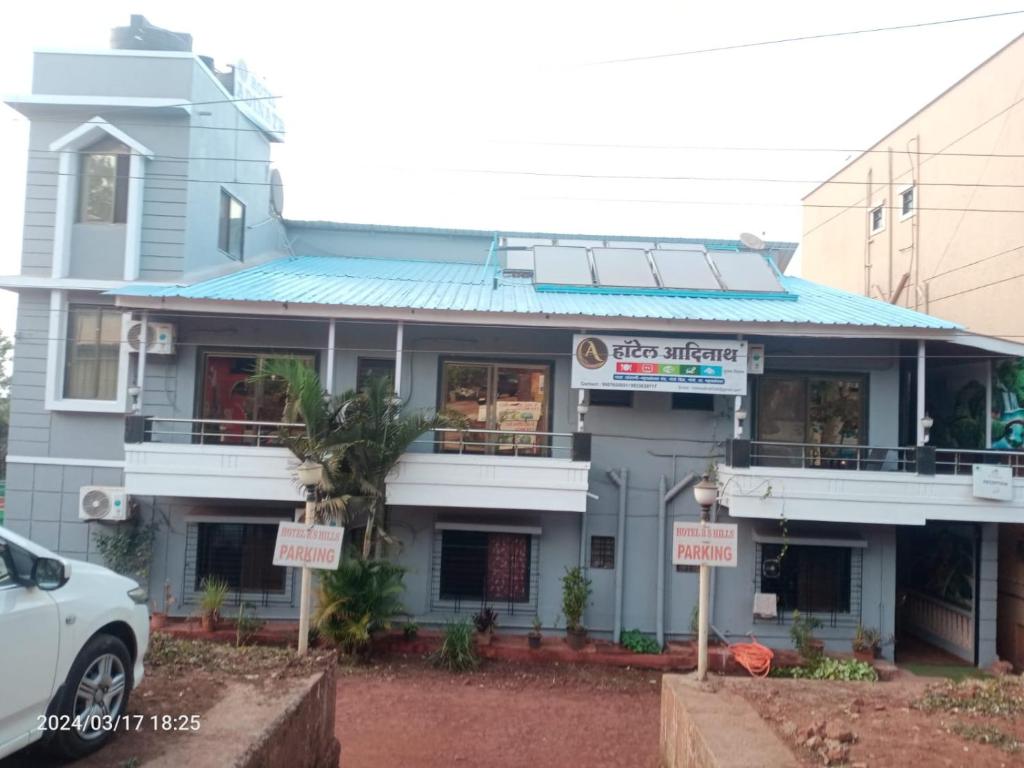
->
[730,640,774,677]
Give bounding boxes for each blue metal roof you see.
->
[110,254,960,330]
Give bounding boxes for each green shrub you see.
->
[771,657,877,682]
[199,577,230,619]
[433,619,478,672]
[789,610,823,659]
[561,566,592,632]
[234,602,264,647]
[93,520,158,584]
[315,558,406,655]
[620,629,661,654]
[402,620,419,639]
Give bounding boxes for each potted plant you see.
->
[528,616,543,650]
[852,624,881,662]
[789,610,824,660]
[198,576,229,632]
[150,580,175,630]
[561,566,592,651]
[403,620,420,640]
[473,606,498,646]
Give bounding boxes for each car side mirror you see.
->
[32,557,70,590]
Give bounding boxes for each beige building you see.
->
[802,33,1024,672]
[801,32,1024,338]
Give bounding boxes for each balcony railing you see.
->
[725,439,1024,477]
[125,416,593,462]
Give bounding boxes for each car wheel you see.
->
[47,633,133,759]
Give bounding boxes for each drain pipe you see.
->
[658,473,697,648]
[607,468,628,644]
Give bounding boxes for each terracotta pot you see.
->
[804,639,825,658]
[150,612,168,630]
[200,613,216,633]
[566,628,587,651]
[476,631,493,647]
[853,648,874,663]
[528,633,542,650]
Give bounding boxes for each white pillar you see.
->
[135,312,148,411]
[297,493,315,656]
[916,340,927,446]
[697,563,711,681]
[985,358,993,449]
[324,319,336,394]
[123,153,145,280]
[394,322,404,397]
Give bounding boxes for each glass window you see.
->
[356,358,395,391]
[0,544,12,587]
[218,189,245,260]
[64,305,121,400]
[760,544,852,614]
[590,535,615,569]
[440,361,551,454]
[901,186,915,217]
[199,352,315,441]
[870,204,885,233]
[439,530,531,603]
[195,522,285,594]
[78,152,129,224]
[590,390,632,407]
[756,375,864,467]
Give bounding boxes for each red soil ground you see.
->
[334,655,663,768]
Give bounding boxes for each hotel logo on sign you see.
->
[571,334,748,395]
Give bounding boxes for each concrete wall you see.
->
[801,35,1024,337]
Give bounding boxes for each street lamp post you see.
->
[295,458,324,657]
[692,474,717,682]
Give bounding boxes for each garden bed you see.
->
[726,672,1024,766]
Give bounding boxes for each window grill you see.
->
[431,529,539,616]
[590,536,616,569]
[754,543,863,628]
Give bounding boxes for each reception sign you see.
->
[572,334,748,395]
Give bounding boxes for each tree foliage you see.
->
[314,556,406,655]
[256,360,462,556]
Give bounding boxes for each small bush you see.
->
[199,577,230,619]
[403,621,419,639]
[621,629,661,654]
[771,657,877,682]
[433,619,478,672]
[561,566,592,632]
[234,602,264,647]
[315,558,406,656]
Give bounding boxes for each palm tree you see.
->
[258,360,460,556]
[341,375,460,558]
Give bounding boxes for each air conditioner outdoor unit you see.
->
[79,486,130,522]
[123,319,176,355]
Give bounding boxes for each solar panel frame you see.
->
[591,248,658,288]
[532,245,594,286]
[708,250,784,293]
[650,248,722,291]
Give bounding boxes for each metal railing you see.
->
[747,440,915,472]
[412,427,577,459]
[128,416,305,448]
[126,417,592,461]
[935,447,1024,477]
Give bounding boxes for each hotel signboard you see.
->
[571,334,748,395]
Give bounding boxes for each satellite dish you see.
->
[270,168,285,216]
[740,232,766,251]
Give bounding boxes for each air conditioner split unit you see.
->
[78,486,131,522]
[123,318,176,355]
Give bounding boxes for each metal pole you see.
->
[297,489,315,656]
[657,476,667,648]
[916,340,926,446]
[394,321,405,398]
[607,468,627,645]
[696,504,711,681]
[325,319,336,394]
[135,311,148,411]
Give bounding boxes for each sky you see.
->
[0,1,1022,337]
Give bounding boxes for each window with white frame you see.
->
[63,305,122,400]
[218,189,245,260]
[869,203,885,235]
[900,185,915,219]
[431,526,540,614]
[77,138,130,224]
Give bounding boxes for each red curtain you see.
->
[486,534,528,601]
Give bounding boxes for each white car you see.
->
[0,525,149,761]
